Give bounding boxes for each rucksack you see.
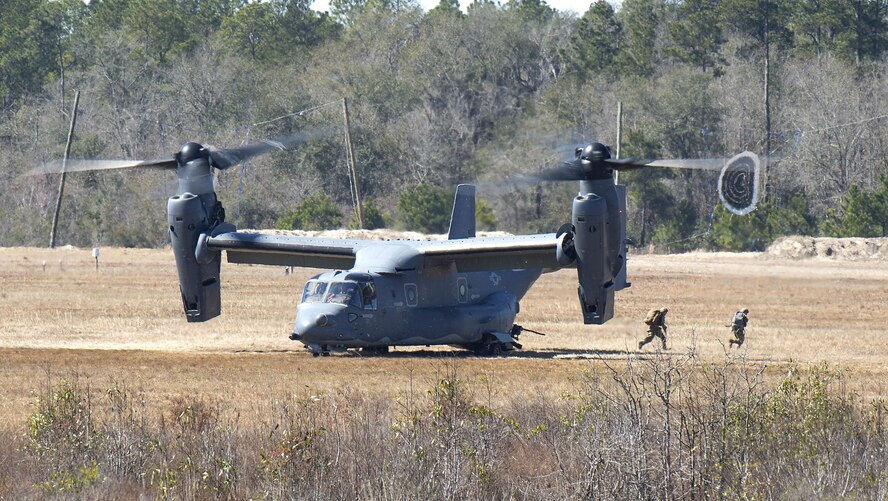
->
[644,309,661,325]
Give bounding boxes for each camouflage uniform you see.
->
[639,307,668,350]
[729,308,749,347]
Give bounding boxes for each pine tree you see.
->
[666,0,726,73]
[562,0,622,80]
[616,0,660,78]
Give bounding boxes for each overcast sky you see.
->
[308,0,607,17]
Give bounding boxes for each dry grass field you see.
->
[2,245,888,498]
[2,245,887,421]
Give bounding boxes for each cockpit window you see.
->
[303,279,376,309]
[359,281,377,310]
[324,282,362,308]
[301,280,328,303]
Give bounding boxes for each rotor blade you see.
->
[209,129,329,170]
[604,157,730,172]
[523,156,735,182]
[29,158,177,175]
[527,160,587,181]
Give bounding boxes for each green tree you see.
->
[842,0,888,65]
[790,0,888,65]
[123,0,191,63]
[355,197,388,229]
[476,198,497,231]
[82,0,131,35]
[276,194,343,230]
[721,0,792,195]
[427,0,462,18]
[651,200,699,253]
[666,0,726,73]
[330,0,415,27]
[40,0,90,80]
[561,1,622,79]
[789,0,850,57]
[187,0,243,39]
[219,2,279,61]
[819,179,888,237]
[397,184,452,233]
[0,0,72,106]
[277,0,342,50]
[505,0,554,23]
[620,128,675,247]
[722,0,792,51]
[710,193,814,251]
[616,0,660,78]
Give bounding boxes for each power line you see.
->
[157,100,341,138]
[803,112,888,134]
[246,100,340,129]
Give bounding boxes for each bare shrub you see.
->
[23,375,102,495]
[7,358,888,499]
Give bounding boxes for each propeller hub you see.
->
[576,143,611,163]
[176,142,209,165]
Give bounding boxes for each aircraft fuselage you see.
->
[290,242,543,354]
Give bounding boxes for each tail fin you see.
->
[448,184,476,240]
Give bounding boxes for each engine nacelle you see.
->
[568,179,629,325]
[571,193,614,324]
[168,192,225,322]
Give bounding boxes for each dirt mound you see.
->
[245,228,512,241]
[767,236,888,260]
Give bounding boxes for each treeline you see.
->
[1,0,887,249]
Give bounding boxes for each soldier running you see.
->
[729,308,749,347]
[639,307,668,350]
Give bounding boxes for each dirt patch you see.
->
[767,236,888,260]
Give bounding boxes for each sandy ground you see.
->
[1,245,887,423]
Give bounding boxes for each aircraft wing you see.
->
[206,232,364,269]
[416,234,560,272]
[206,231,561,273]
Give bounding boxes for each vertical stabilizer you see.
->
[448,184,476,240]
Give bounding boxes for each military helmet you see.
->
[741,307,749,313]
[660,307,669,313]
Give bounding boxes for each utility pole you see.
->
[342,97,363,229]
[50,90,80,249]
[762,0,772,201]
[614,101,623,185]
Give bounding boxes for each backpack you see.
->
[644,309,661,325]
[732,312,746,327]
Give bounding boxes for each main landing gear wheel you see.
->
[472,333,510,357]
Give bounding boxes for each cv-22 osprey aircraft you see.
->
[36,133,761,356]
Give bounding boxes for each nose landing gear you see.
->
[307,344,331,357]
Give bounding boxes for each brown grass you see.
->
[1,246,887,423]
[2,247,888,498]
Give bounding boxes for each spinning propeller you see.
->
[527,142,762,215]
[29,129,322,176]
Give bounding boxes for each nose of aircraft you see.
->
[292,305,341,342]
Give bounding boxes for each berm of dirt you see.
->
[767,236,888,260]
